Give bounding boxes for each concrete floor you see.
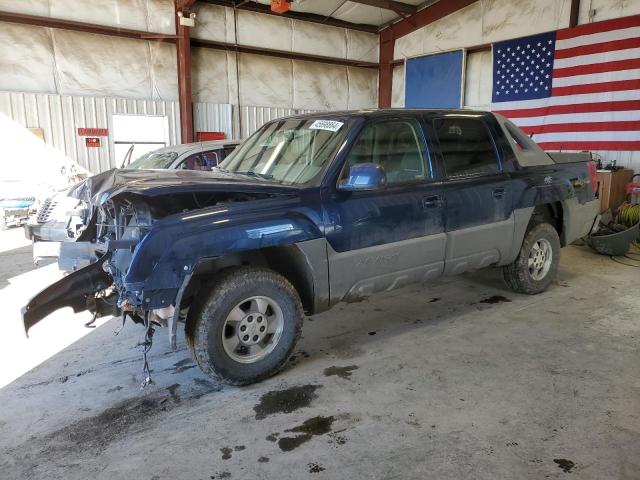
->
[0,228,638,480]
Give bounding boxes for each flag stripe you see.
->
[553,47,640,69]
[554,37,640,59]
[552,68,640,87]
[556,26,640,50]
[499,110,640,127]
[536,141,640,151]
[491,89,640,110]
[493,100,640,118]
[553,57,640,78]
[520,120,640,134]
[556,14,640,40]
[552,78,640,96]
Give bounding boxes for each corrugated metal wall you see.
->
[193,103,234,140]
[1,91,326,174]
[235,105,320,139]
[0,91,180,173]
[192,103,321,140]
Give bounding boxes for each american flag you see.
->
[491,15,640,151]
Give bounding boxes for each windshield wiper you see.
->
[234,170,274,179]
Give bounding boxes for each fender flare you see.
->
[166,237,330,350]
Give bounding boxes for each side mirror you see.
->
[337,163,387,191]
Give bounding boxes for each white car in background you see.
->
[25,139,240,267]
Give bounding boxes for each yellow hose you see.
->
[617,203,640,227]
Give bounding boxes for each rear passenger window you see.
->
[433,117,500,177]
[345,119,428,184]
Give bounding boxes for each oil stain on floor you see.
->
[323,365,358,380]
[278,415,335,452]
[479,295,512,304]
[553,458,575,473]
[253,385,322,420]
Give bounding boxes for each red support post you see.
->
[176,0,196,144]
[569,0,580,28]
[378,28,395,108]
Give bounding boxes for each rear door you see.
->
[323,116,446,302]
[428,114,514,275]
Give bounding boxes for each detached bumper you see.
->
[22,255,113,335]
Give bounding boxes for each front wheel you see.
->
[503,222,560,295]
[187,266,303,385]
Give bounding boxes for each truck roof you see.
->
[282,108,491,121]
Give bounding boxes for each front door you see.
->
[322,117,446,302]
[428,114,514,275]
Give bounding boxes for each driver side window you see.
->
[344,119,429,184]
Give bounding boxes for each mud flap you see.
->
[22,255,113,335]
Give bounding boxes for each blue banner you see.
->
[405,50,463,108]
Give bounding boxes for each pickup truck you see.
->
[22,110,599,385]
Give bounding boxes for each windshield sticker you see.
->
[309,120,344,132]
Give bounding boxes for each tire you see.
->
[186,266,303,385]
[503,222,560,295]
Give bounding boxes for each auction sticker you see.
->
[309,120,344,132]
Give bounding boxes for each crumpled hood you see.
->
[69,168,299,206]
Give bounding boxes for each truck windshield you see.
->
[218,118,350,184]
[127,151,178,169]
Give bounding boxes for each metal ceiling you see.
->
[225,0,434,30]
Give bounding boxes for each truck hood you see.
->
[70,168,299,205]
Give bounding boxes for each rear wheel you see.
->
[187,266,303,385]
[503,222,560,294]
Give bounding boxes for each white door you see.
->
[112,114,169,168]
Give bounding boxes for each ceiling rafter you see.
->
[199,0,379,33]
[346,0,416,16]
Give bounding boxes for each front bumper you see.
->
[22,254,115,335]
[24,220,71,242]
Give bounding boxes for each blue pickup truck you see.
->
[23,110,599,385]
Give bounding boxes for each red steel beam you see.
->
[0,10,176,42]
[569,0,580,28]
[378,28,395,108]
[176,0,195,144]
[192,38,379,68]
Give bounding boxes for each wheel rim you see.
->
[528,238,553,281]
[221,296,284,364]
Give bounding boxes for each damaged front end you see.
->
[22,196,158,336]
[21,173,299,383]
[23,194,192,387]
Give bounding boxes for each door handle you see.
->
[492,188,506,199]
[422,195,441,208]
